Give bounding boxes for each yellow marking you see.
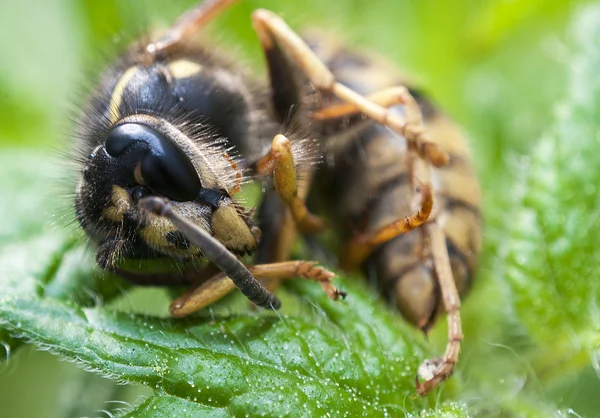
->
[109,66,139,125]
[102,185,132,222]
[211,206,257,252]
[168,60,202,79]
[139,215,200,257]
[139,217,174,249]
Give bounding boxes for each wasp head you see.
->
[75,114,259,269]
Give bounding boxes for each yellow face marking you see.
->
[211,206,257,252]
[139,215,201,257]
[102,185,132,222]
[109,66,140,125]
[168,60,202,79]
[139,217,175,249]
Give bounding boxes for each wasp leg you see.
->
[170,260,345,317]
[170,272,235,317]
[255,134,326,234]
[147,0,240,55]
[251,10,448,167]
[415,221,462,396]
[252,261,344,299]
[312,86,420,122]
[139,196,281,310]
[254,136,319,292]
[340,181,433,270]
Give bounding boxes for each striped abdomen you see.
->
[308,36,481,330]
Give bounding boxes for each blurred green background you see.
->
[0,0,598,416]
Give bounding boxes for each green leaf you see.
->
[0,150,466,415]
[0,242,461,415]
[120,393,229,417]
[502,3,600,375]
[3,0,597,416]
[452,3,600,416]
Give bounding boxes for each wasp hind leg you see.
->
[415,222,462,396]
[312,86,421,122]
[340,179,433,270]
[251,10,448,167]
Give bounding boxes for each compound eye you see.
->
[105,123,202,201]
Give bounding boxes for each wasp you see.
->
[73,0,477,396]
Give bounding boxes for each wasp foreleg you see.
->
[255,134,326,234]
[139,196,281,310]
[169,260,344,317]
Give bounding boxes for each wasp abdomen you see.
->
[308,36,481,331]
